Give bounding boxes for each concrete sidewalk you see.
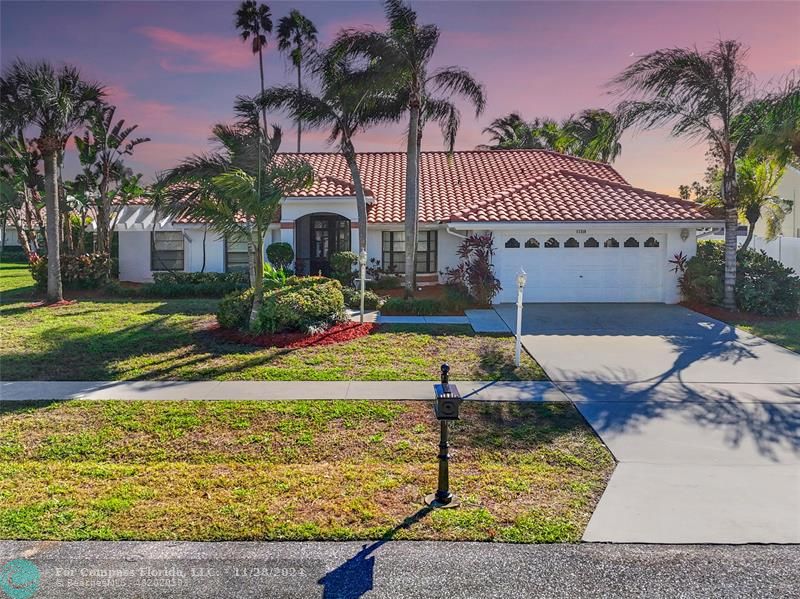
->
[2,540,797,599]
[0,380,566,402]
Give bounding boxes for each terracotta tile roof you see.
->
[450,170,717,223]
[124,149,717,225]
[281,149,637,223]
[289,175,374,198]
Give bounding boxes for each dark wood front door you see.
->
[309,215,350,275]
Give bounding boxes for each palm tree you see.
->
[702,156,789,251]
[74,103,149,257]
[741,74,800,167]
[157,119,313,329]
[610,40,762,310]
[276,9,318,152]
[480,110,622,161]
[251,47,401,262]
[736,156,789,250]
[335,0,486,293]
[564,109,623,162]
[235,0,273,136]
[0,60,104,302]
[0,134,44,256]
[480,113,535,149]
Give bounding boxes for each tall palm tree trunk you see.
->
[740,222,755,253]
[722,206,739,310]
[404,103,421,295]
[258,47,268,136]
[42,148,63,302]
[249,228,264,331]
[296,62,302,152]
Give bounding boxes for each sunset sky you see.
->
[2,0,798,195]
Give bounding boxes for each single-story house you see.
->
[114,149,720,303]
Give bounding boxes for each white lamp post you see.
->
[359,249,368,324]
[515,267,527,367]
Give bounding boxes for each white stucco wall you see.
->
[184,228,225,274]
[663,227,696,304]
[118,231,154,282]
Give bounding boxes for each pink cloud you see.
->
[137,26,254,73]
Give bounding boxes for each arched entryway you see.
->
[294,213,351,275]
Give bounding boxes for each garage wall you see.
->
[491,227,697,304]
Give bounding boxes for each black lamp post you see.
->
[425,364,462,508]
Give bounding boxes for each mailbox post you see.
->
[426,364,461,508]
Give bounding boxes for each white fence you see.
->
[700,233,800,273]
[749,235,800,274]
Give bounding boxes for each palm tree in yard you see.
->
[480,110,622,161]
[564,109,623,163]
[157,115,313,330]
[702,155,789,252]
[335,0,486,293]
[74,103,150,258]
[276,9,318,152]
[742,74,800,167]
[235,0,273,135]
[0,60,104,302]
[250,47,401,260]
[610,40,764,310]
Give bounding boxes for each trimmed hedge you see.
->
[148,271,248,298]
[217,276,346,334]
[680,241,800,316]
[266,242,294,270]
[30,253,111,290]
[382,297,444,316]
[342,286,384,310]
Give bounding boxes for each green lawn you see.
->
[0,258,35,300]
[731,319,800,354]
[0,400,613,542]
[0,260,544,381]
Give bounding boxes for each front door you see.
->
[310,215,350,275]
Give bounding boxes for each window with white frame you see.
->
[151,231,184,271]
[381,230,438,273]
[225,236,250,273]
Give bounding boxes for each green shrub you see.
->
[330,251,359,285]
[216,276,345,334]
[30,253,111,290]
[217,288,255,330]
[382,297,444,315]
[147,271,248,298]
[342,286,384,310]
[266,242,294,270]
[366,275,402,290]
[257,278,345,333]
[680,240,800,316]
[263,262,289,289]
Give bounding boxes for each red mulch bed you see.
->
[680,301,799,324]
[25,299,78,309]
[209,321,377,349]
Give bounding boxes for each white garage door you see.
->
[495,233,666,303]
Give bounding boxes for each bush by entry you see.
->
[218,276,345,335]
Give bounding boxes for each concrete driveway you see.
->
[495,303,800,543]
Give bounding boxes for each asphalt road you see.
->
[1,541,798,599]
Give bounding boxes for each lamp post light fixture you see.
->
[515,268,527,367]
[358,249,368,324]
[426,364,462,509]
